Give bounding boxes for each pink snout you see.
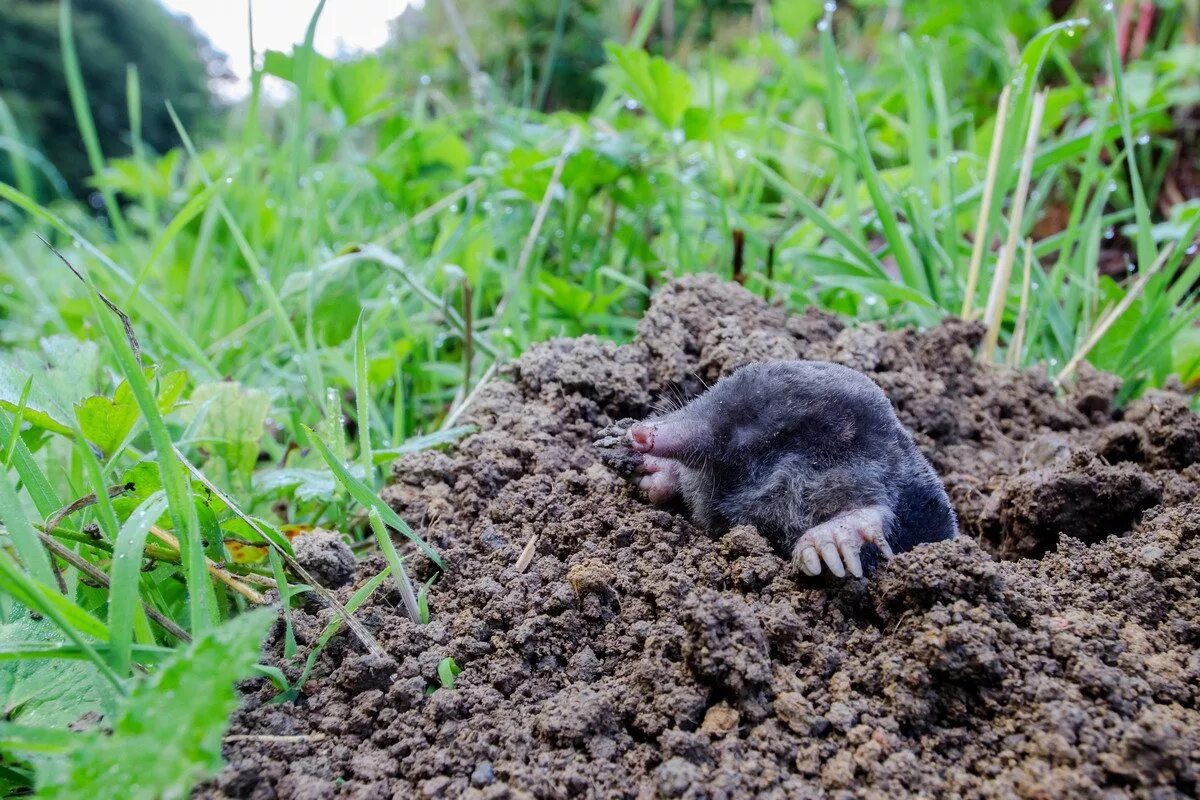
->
[629,423,655,453]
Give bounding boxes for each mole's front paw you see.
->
[636,455,682,504]
[593,418,643,476]
[792,506,894,579]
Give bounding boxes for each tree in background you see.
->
[385,0,755,112]
[0,0,224,199]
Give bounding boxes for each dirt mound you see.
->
[208,277,1200,799]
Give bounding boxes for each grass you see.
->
[1,0,1199,795]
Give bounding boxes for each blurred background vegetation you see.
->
[1,1,1199,795]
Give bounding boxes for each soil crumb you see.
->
[208,277,1200,799]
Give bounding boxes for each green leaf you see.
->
[74,380,140,457]
[108,492,169,676]
[0,613,118,729]
[253,468,337,503]
[774,0,823,38]
[331,57,389,123]
[604,43,693,128]
[436,656,461,689]
[183,382,271,476]
[0,336,100,436]
[36,609,273,800]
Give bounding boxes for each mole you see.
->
[597,360,958,578]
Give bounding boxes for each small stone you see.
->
[699,703,739,736]
[471,762,495,787]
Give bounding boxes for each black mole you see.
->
[618,360,957,578]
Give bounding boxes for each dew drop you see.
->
[1104,227,1116,240]
[1136,133,1151,145]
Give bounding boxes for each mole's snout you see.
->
[629,423,655,453]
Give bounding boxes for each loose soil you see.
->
[206,277,1200,799]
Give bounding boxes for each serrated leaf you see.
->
[36,609,273,800]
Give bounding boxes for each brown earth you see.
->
[204,276,1200,799]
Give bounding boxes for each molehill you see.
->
[206,276,1200,799]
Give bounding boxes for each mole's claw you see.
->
[798,546,821,576]
[836,529,864,578]
[819,541,845,577]
[793,506,891,580]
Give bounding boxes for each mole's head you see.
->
[630,362,830,474]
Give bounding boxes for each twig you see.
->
[223,733,327,744]
[461,279,474,393]
[36,233,143,367]
[36,530,192,643]
[1056,244,1174,385]
[438,0,490,111]
[962,84,1012,320]
[515,532,539,573]
[377,178,484,248]
[45,483,134,532]
[442,357,501,431]
[731,229,746,285]
[981,91,1046,361]
[493,127,582,322]
[148,526,267,605]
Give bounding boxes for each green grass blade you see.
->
[368,508,421,624]
[354,313,373,484]
[267,548,298,659]
[751,159,887,278]
[0,465,56,586]
[819,9,861,243]
[59,0,128,242]
[68,255,210,634]
[0,412,60,518]
[0,97,35,199]
[108,491,168,676]
[1104,6,1155,273]
[275,565,392,701]
[0,183,217,374]
[304,425,443,568]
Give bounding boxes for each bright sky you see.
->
[160,0,416,95]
